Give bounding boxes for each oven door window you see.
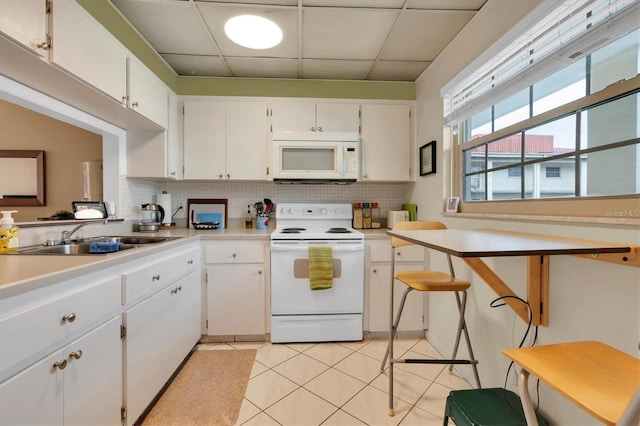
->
[281,147,337,172]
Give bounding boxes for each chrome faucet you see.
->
[61,220,108,244]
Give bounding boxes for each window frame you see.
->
[452,76,640,219]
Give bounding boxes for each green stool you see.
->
[444,388,549,426]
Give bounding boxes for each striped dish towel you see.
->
[308,246,333,290]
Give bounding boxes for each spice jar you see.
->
[371,202,381,228]
[362,202,372,229]
[352,203,363,229]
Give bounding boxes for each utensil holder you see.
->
[256,214,269,230]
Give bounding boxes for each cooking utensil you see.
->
[254,201,264,215]
[263,198,273,215]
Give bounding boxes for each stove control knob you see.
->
[342,207,348,215]
[320,208,327,215]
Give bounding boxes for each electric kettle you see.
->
[138,203,165,232]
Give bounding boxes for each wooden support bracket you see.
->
[572,246,640,268]
[463,256,549,327]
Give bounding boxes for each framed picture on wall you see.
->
[446,196,460,213]
[419,141,436,176]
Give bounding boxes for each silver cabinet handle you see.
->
[187,259,194,265]
[258,270,263,275]
[318,126,323,132]
[53,359,67,370]
[311,127,316,131]
[170,286,182,295]
[232,253,237,258]
[152,274,161,281]
[62,313,76,323]
[373,268,377,273]
[219,174,223,179]
[69,350,83,360]
[131,101,139,107]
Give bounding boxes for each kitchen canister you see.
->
[256,214,269,230]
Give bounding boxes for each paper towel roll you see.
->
[157,192,172,225]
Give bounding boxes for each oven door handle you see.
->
[270,243,364,252]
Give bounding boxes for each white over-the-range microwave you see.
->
[272,131,360,184]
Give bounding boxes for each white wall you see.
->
[412,0,640,424]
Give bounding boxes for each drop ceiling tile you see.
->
[196,3,298,57]
[368,61,430,81]
[226,57,299,78]
[161,54,231,77]
[406,0,486,10]
[302,59,373,80]
[197,0,297,5]
[380,9,476,61]
[303,8,398,60]
[303,0,405,7]
[111,0,218,55]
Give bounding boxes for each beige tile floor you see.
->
[197,338,472,425]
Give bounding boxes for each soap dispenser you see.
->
[0,210,19,252]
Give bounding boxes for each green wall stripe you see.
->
[77,0,416,100]
[178,77,416,100]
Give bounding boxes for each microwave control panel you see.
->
[344,146,358,174]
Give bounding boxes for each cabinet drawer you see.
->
[370,241,424,263]
[0,275,121,379]
[122,247,200,305]
[205,244,264,264]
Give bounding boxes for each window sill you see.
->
[442,212,639,226]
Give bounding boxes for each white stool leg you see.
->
[518,369,539,426]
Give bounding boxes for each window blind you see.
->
[441,0,639,125]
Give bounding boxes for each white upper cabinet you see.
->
[128,56,168,129]
[361,104,411,182]
[226,101,268,180]
[166,91,182,179]
[271,102,360,134]
[0,0,48,56]
[50,0,128,105]
[183,101,226,180]
[183,100,268,180]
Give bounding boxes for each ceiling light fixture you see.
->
[224,15,283,50]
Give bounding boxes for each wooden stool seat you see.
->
[396,270,471,292]
[503,341,640,425]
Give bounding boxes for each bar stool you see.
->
[380,221,481,417]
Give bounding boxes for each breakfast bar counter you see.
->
[387,228,637,326]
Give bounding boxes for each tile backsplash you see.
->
[122,178,413,220]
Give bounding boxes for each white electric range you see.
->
[270,203,365,343]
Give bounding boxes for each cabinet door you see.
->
[167,272,201,370]
[124,274,200,425]
[0,0,47,56]
[167,90,182,179]
[316,103,360,133]
[0,349,63,425]
[368,264,424,333]
[50,0,127,103]
[207,266,265,335]
[271,102,316,132]
[64,317,122,426]
[226,102,268,180]
[361,104,411,181]
[128,57,169,128]
[183,101,226,179]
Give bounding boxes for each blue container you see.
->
[256,215,269,230]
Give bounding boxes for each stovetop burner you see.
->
[281,227,306,233]
[326,227,352,234]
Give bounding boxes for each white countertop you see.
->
[0,222,391,299]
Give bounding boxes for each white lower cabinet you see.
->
[204,241,267,337]
[124,270,200,425]
[0,316,122,426]
[122,244,201,425]
[367,239,426,333]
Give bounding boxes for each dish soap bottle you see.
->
[0,210,19,253]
